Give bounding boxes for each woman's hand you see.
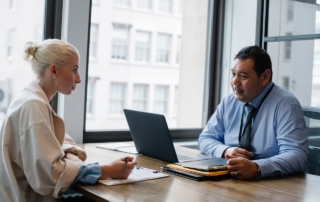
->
[98,157,137,180]
[64,152,84,165]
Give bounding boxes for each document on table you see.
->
[98,167,169,186]
[96,142,138,154]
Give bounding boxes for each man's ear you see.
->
[49,64,57,78]
[261,69,271,86]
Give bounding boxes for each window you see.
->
[287,0,294,21]
[0,0,45,127]
[137,0,151,9]
[284,32,292,60]
[34,25,43,42]
[135,31,150,61]
[268,0,320,36]
[112,25,129,60]
[85,0,209,133]
[90,24,99,59]
[9,0,15,9]
[283,76,290,90]
[154,85,168,114]
[221,1,261,99]
[266,0,320,108]
[157,33,171,63]
[109,83,126,114]
[86,77,97,116]
[159,0,171,13]
[7,29,15,57]
[178,0,183,15]
[132,84,148,111]
[173,86,178,114]
[176,36,181,64]
[115,0,130,6]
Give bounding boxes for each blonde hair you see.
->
[24,39,79,77]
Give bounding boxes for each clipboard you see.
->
[98,167,169,186]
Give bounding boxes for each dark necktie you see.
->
[239,104,256,151]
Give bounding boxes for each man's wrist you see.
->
[221,147,230,158]
[254,163,261,177]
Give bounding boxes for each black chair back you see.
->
[302,106,320,176]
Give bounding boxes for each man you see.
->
[198,45,308,179]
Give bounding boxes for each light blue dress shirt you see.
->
[72,162,101,186]
[198,82,309,177]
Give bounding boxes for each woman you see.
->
[0,39,136,202]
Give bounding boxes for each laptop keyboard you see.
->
[177,154,194,161]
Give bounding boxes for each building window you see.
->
[132,84,148,111]
[109,83,126,114]
[9,0,15,9]
[34,25,43,42]
[157,33,171,63]
[282,76,290,90]
[154,85,169,114]
[284,32,292,60]
[90,24,99,59]
[174,86,178,114]
[112,24,129,60]
[7,29,15,57]
[137,0,151,9]
[86,77,97,116]
[176,36,181,64]
[159,0,171,13]
[178,0,183,15]
[135,31,151,61]
[287,0,294,21]
[114,0,130,6]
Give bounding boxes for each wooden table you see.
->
[74,143,320,202]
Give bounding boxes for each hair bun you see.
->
[24,42,39,61]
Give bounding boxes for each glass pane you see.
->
[0,1,45,126]
[267,40,320,107]
[135,31,150,61]
[137,0,151,9]
[89,24,99,59]
[268,0,320,37]
[115,0,129,6]
[159,0,171,13]
[221,0,259,99]
[86,0,209,130]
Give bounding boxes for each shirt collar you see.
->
[24,80,50,104]
[248,81,274,108]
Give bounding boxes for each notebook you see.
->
[178,160,228,171]
[98,166,168,186]
[123,109,227,165]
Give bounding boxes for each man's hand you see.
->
[227,157,259,179]
[223,147,253,159]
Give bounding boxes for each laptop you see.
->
[123,109,227,165]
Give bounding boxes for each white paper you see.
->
[98,167,168,186]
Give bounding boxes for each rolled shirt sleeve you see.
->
[71,162,102,186]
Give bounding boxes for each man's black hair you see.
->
[234,45,273,81]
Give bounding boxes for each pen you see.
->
[124,156,128,163]
[136,166,159,173]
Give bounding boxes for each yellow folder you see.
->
[166,164,229,177]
